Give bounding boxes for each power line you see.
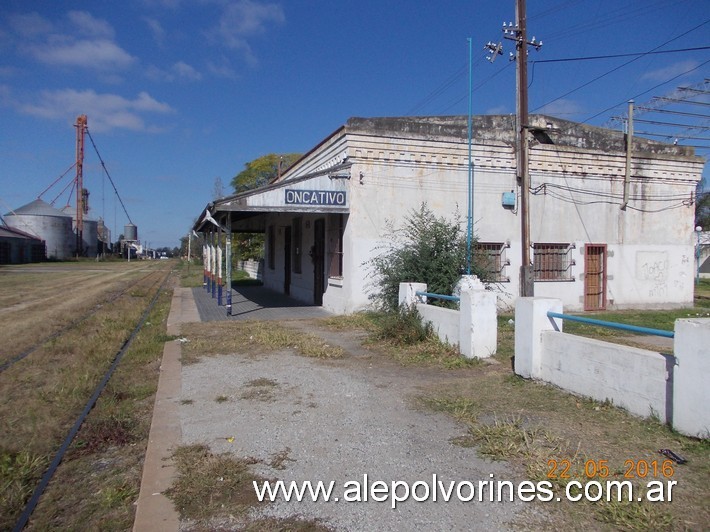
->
[531,45,710,64]
[577,59,710,127]
[85,128,134,225]
[531,17,710,114]
[630,118,710,130]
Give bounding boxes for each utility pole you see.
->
[486,0,542,297]
[74,115,87,258]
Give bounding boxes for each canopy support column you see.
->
[217,224,223,305]
[225,215,233,316]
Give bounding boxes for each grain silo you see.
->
[4,199,74,260]
[62,206,98,257]
[124,223,138,241]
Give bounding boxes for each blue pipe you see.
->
[415,291,461,302]
[547,311,674,339]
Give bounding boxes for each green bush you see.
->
[367,203,487,311]
[374,305,435,345]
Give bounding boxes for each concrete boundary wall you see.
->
[237,259,263,280]
[399,281,497,359]
[515,297,710,438]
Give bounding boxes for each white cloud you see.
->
[486,105,509,115]
[29,38,136,70]
[173,61,202,80]
[17,89,174,132]
[67,11,115,39]
[213,0,285,63]
[535,98,584,118]
[641,60,700,82]
[146,62,202,82]
[9,11,135,74]
[206,60,237,80]
[143,17,166,45]
[7,12,53,38]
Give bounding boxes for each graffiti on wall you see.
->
[636,251,669,298]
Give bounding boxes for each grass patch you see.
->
[178,259,204,288]
[215,395,229,403]
[595,497,673,531]
[268,447,295,470]
[179,321,343,364]
[240,378,280,402]
[419,369,709,531]
[242,517,333,531]
[0,450,47,529]
[0,262,173,531]
[323,309,482,369]
[166,444,263,521]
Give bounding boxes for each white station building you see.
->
[194,115,704,314]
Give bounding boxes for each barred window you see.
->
[328,214,345,278]
[474,242,509,282]
[533,243,574,281]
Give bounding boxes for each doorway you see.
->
[313,218,325,305]
[284,226,291,295]
[584,244,607,311]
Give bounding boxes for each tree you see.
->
[367,203,489,312]
[230,153,301,193]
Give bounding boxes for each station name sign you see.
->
[285,189,347,206]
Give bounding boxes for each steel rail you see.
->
[12,268,172,532]
[0,267,165,373]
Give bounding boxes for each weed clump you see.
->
[374,306,435,345]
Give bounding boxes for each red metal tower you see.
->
[74,115,87,256]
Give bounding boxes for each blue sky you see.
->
[1,0,708,249]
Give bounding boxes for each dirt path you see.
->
[177,324,527,530]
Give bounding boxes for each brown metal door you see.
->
[584,244,607,311]
[313,219,325,305]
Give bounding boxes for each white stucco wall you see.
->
[223,116,703,314]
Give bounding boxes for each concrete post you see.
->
[217,241,223,306]
[398,282,427,308]
[514,297,563,378]
[210,232,216,299]
[202,244,210,292]
[459,288,497,359]
[672,318,710,438]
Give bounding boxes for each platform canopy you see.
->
[194,162,351,234]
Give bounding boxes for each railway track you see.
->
[0,264,167,372]
[0,261,174,530]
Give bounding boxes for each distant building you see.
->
[0,225,45,264]
[195,115,704,313]
[4,199,74,260]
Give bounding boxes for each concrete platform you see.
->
[133,285,332,531]
[192,284,333,322]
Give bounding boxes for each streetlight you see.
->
[696,226,703,285]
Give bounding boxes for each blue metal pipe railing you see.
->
[415,291,460,303]
[547,311,674,339]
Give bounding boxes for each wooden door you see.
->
[584,244,607,311]
[313,219,325,305]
